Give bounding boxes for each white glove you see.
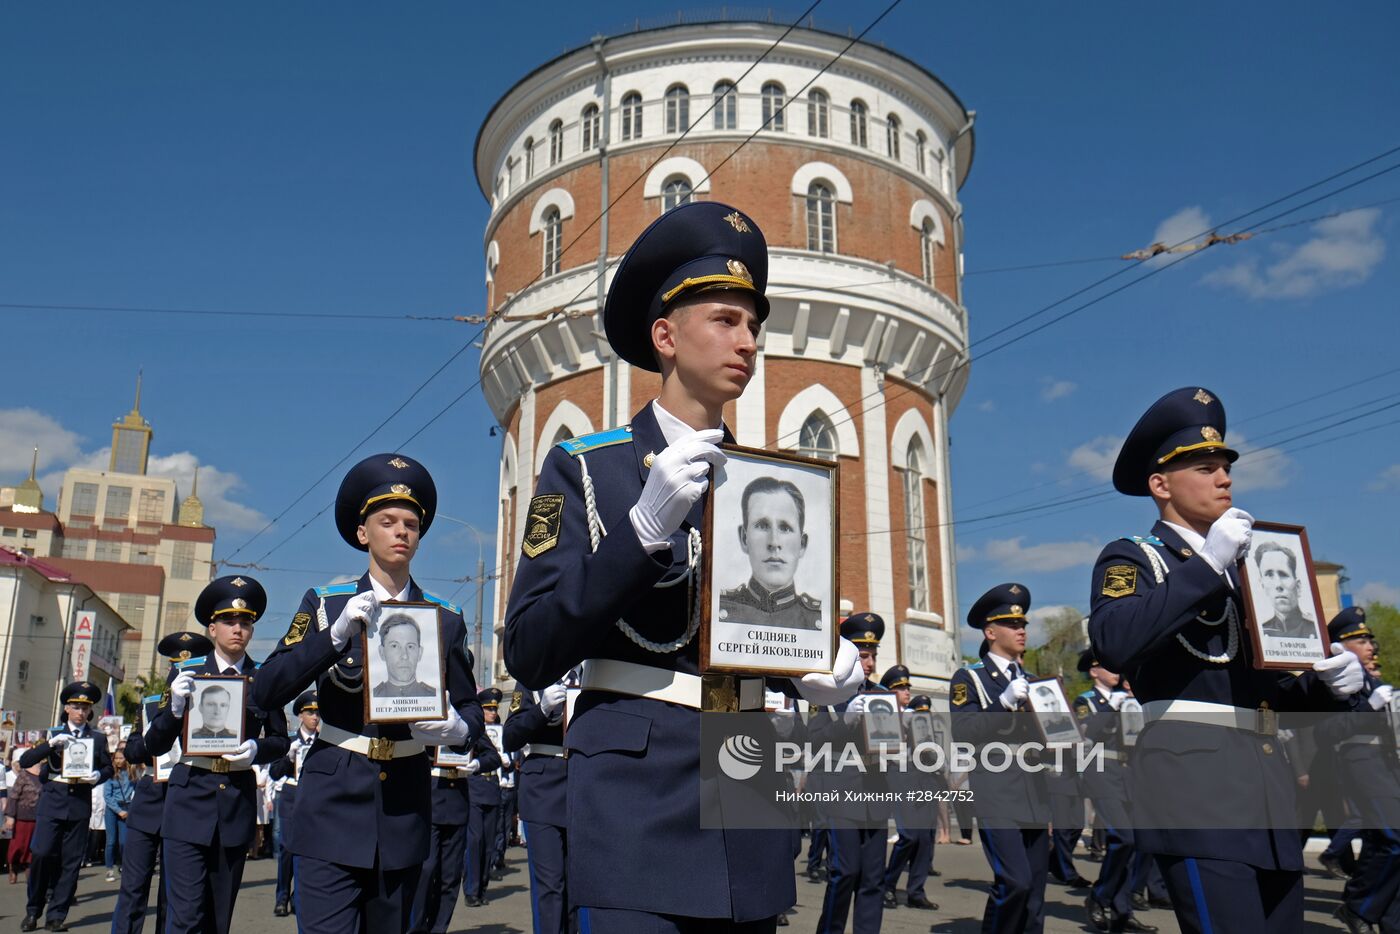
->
[629,429,725,551]
[1369,684,1395,711]
[1315,643,1365,699]
[169,672,196,717]
[48,732,74,750]
[410,705,469,746]
[464,756,482,775]
[222,740,258,768]
[999,677,1029,711]
[287,737,307,755]
[83,770,101,784]
[1201,507,1254,573]
[539,682,568,720]
[793,638,864,706]
[331,592,381,652]
[1107,692,1129,711]
[842,694,870,724]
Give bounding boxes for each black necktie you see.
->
[1008,662,1022,681]
[223,667,237,676]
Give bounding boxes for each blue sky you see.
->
[2,2,1397,665]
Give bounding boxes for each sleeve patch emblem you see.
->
[1102,565,1138,599]
[1076,703,1090,719]
[951,682,969,706]
[522,494,565,558]
[510,691,523,713]
[284,612,311,646]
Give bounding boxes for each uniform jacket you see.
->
[268,727,316,848]
[251,573,481,871]
[1088,520,1341,869]
[145,652,289,848]
[462,729,505,812]
[18,722,112,823]
[123,713,167,836]
[804,677,893,824]
[1073,687,1128,801]
[1315,673,1400,804]
[948,654,1050,827]
[501,681,566,827]
[503,404,796,921]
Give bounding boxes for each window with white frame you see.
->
[620,91,643,141]
[904,437,930,612]
[761,82,785,131]
[916,130,928,174]
[920,219,938,285]
[524,136,535,179]
[664,84,689,134]
[797,412,838,461]
[806,181,836,253]
[807,89,829,137]
[582,103,600,151]
[886,114,901,160]
[662,175,693,212]
[548,119,564,166]
[104,485,132,522]
[542,207,562,276]
[551,426,574,446]
[849,99,868,148]
[712,81,736,130]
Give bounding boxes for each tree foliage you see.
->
[1023,607,1092,698]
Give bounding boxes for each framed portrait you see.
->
[154,740,182,782]
[120,723,133,741]
[1238,522,1330,670]
[907,710,937,749]
[1119,697,1145,747]
[701,444,840,678]
[362,601,447,724]
[434,744,475,768]
[51,730,95,779]
[1388,694,1400,750]
[1025,678,1082,746]
[861,691,904,755]
[182,675,248,757]
[484,722,504,756]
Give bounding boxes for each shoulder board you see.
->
[1077,690,1094,701]
[964,661,984,671]
[316,583,360,598]
[142,694,162,705]
[1126,535,1164,546]
[175,656,207,671]
[422,591,462,615]
[557,426,633,457]
[800,594,821,609]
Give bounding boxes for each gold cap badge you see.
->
[391,484,413,496]
[1009,585,1022,595]
[1010,605,1023,616]
[1201,426,1222,443]
[232,598,247,611]
[1194,389,1214,405]
[726,259,753,284]
[388,457,409,469]
[864,630,876,642]
[723,211,751,233]
[230,577,246,588]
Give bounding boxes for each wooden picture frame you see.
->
[484,722,504,756]
[182,675,248,757]
[907,710,937,749]
[1120,697,1145,747]
[434,745,475,768]
[700,444,840,678]
[860,691,903,755]
[154,741,181,782]
[54,731,94,779]
[1025,677,1082,746]
[362,601,448,724]
[1238,522,1331,670]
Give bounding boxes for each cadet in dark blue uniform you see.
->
[19,680,113,932]
[267,688,319,917]
[950,584,1051,934]
[880,670,939,912]
[1315,608,1400,933]
[502,674,572,934]
[252,454,483,934]
[464,687,505,908]
[503,201,863,933]
[494,748,520,875]
[112,631,211,934]
[1089,387,1363,933]
[1074,650,1157,933]
[143,575,290,934]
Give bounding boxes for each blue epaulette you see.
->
[175,656,206,671]
[1127,535,1164,546]
[1077,690,1095,701]
[316,582,359,598]
[423,591,461,615]
[142,694,162,705]
[966,661,984,670]
[557,425,633,457]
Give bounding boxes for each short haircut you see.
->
[740,477,806,532]
[201,685,230,703]
[1254,540,1297,576]
[380,614,422,644]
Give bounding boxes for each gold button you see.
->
[346,657,354,665]
[218,783,226,789]
[1261,743,1273,755]
[379,771,387,781]
[1181,548,1193,557]
[447,781,455,788]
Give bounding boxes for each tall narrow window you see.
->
[548,119,564,165]
[524,136,535,179]
[797,412,838,461]
[849,99,868,148]
[581,103,600,151]
[904,438,930,612]
[807,89,829,137]
[620,91,643,141]
[916,130,928,175]
[761,82,785,131]
[662,176,693,212]
[664,84,689,134]
[805,181,836,253]
[920,219,938,285]
[886,114,901,160]
[542,208,562,276]
[712,81,736,130]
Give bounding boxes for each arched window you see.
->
[886,114,901,160]
[581,103,600,151]
[903,437,930,611]
[713,81,736,130]
[920,219,938,285]
[915,130,928,174]
[797,412,838,462]
[551,425,574,446]
[849,99,868,148]
[620,91,643,141]
[524,136,535,179]
[664,84,689,134]
[548,119,564,166]
[806,181,836,253]
[807,89,830,138]
[542,207,562,276]
[761,82,785,131]
[662,175,693,212]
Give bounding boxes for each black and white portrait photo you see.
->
[61,735,95,779]
[1026,679,1081,746]
[1239,522,1328,669]
[183,676,247,756]
[702,445,839,677]
[862,693,904,754]
[363,602,446,722]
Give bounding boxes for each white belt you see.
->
[180,756,252,774]
[318,723,425,762]
[430,767,462,779]
[1100,750,1126,762]
[526,743,566,758]
[1339,736,1382,746]
[580,658,765,711]
[1141,700,1279,736]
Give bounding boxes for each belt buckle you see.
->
[210,758,230,774]
[367,736,395,762]
[701,674,739,713]
[1255,707,1278,737]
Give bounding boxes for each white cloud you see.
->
[145,451,268,532]
[976,536,1103,573]
[0,408,85,476]
[1028,604,1084,626]
[1067,435,1122,482]
[1358,581,1400,606]
[956,543,980,563]
[1230,433,1292,492]
[1041,379,1077,403]
[976,399,996,413]
[1369,464,1400,492]
[1143,206,1213,267]
[1203,208,1385,299]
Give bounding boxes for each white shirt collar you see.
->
[1162,520,1232,586]
[299,727,316,743]
[985,651,1018,678]
[213,649,246,673]
[368,574,412,603]
[650,400,726,448]
[1095,683,1113,702]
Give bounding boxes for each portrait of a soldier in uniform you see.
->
[718,477,821,630]
[183,676,247,755]
[363,603,447,722]
[1239,522,1328,667]
[1254,541,1317,639]
[372,614,438,698]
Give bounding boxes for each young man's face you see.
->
[200,689,231,731]
[208,616,253,658]
[858,648,877,678]
[985,619,1027,657]
[358,505,421,573]
[893,685,911,709]
[739,489,807,592]
[1259,551,1300,616]
[1091,663,1122,689]
[654,292,759,405]
[1344,636,1376,667]
[1150,454,1233,528]
[379,621,423,685]
[299,710,321,733]
[484,706,500,724]
[64,701,91,728]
